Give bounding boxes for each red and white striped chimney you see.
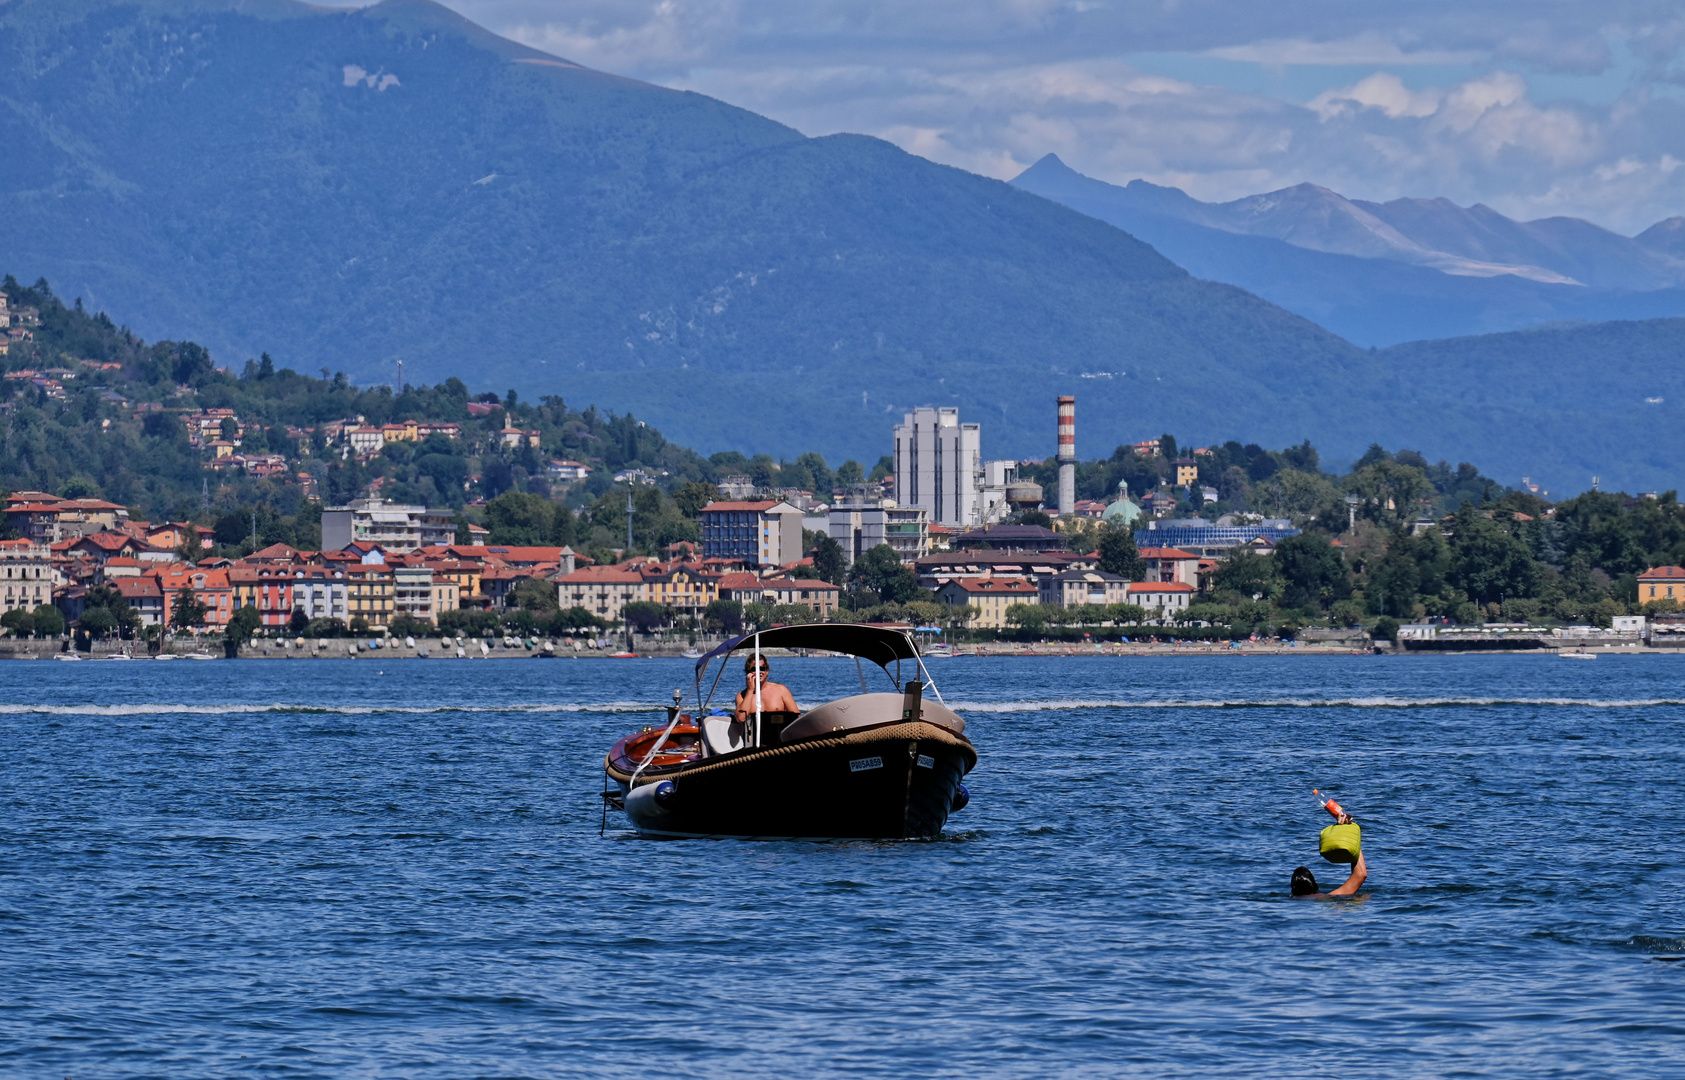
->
[1056,396,1075,517]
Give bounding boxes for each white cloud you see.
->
[1310,73,1442,120]
[417,0,1685,231]
[1207,35,1482,67]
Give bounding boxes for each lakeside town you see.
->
[4,399,1685,657]
[6,279,1685,658]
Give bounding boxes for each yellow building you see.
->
[1638,565,1685,605]
[344,564,395,628]
[555,565,647,623]
[934,576,1038,629]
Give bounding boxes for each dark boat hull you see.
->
[608,721,974,840]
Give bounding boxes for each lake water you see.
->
[2,653,1682,1077]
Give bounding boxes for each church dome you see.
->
[1102,497,1141,525]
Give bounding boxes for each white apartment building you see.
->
[828,493,929,565]
[0,538,52,614]
[321,498,456,552]
[292,568,350,623]
[698,500,805,568]
[894,407,981,528]
[392,564,437,622]
[977,458,1019,526]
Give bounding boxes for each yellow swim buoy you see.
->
[1319,822,1362,864]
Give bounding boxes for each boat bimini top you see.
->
[619,623,953,784]
[693,623,940,702]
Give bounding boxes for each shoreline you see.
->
[2,639,1678,659]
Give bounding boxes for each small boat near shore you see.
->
[604,624,976,840]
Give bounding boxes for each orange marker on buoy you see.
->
[1313,788,1346,819]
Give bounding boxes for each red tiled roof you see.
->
[1138,547,1198,559]
[944,577,1036,594]
[74,533,142,552]
[762,578,839,592]
[1639,566,1685,580]
[557,565,645,584]
[1128,581,1195,593]
[111,577,163,599]
[700,501,783,512]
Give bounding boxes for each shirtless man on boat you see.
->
[734,655,799,722]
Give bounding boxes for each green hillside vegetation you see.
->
[0,275,871,563]
[1022,446,1684,640]
[8,272,1683,637]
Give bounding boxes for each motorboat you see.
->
[680,647,705,659]
[1559,649,1596,659]
[603,624,976,840]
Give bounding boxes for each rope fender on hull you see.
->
[604,720,976,786]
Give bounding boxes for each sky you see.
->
[411,1,1685,233]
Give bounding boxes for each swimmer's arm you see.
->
[1328,852,1367,896]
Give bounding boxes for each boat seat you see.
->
[701,710,801,755]
[701,714,746,756]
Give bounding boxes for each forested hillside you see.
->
[0,275,876,561]
[0,0,1395,469]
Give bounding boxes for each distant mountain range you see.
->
[0,0,1681,494]
[1013,155,1685,346]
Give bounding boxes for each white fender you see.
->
[623,780,676,826]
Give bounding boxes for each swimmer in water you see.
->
[1290,809,1367,897]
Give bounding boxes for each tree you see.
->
[1005,603,1056,634]
[1097,523,1145,580]
[621,601,669,633]
[1366,529,1450,618]
[547,607,607,634]
[810,533,847,585]
[704,599,743,634]
[225,604,262,644]
[80,606,119,639]
[1273,533,1352,611]
[1019,509,1053,529]
[672,481,719,519]
[850,544,920,603]
[1449,504,1540,605]
[1104,602,1148,625]
[485,490,566,545]
[1211,550,1280,601]
[32,604,65,638]
[510,579,559,613]
[287,609,309,635]
[387,614,432,638]
[1,608,34,638]
[169,587,207,632]
[83,583,138,636]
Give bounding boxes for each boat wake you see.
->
[951,696,1685,712]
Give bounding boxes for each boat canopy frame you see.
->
[692,623,944,716]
